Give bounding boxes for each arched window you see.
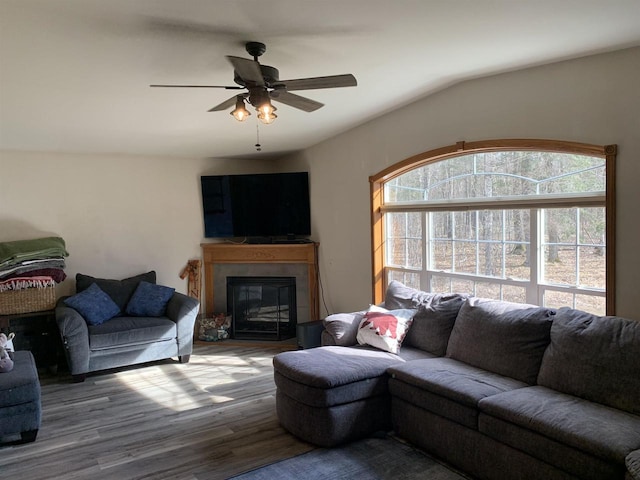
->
[370,140,616,315]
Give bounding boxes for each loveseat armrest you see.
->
[627,450,640,480]
[55,297,90,376]
[165,292,200,357]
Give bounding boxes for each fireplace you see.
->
[227,276,297,340]
[201,243,319,328]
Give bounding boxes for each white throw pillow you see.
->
[356,305,416,354]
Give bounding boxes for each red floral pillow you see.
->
[356,305,416,353]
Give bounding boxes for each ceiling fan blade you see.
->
[150,84,243,89]
[226,56,264,87]
[278,74,357,91]
[208,96,239,112]
[270,91,324,112]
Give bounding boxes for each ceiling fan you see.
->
[150,41,357,124]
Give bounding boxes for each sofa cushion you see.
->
[479,386,640,466]
[323,310,365,346]
[356,305,416,354]
[76,271,156,312]
[388,357,528,429]
[64,283,121,326]
[88,316,177,350]
[537,307,640,415]
[273,345,406,389]
[274,345,433,408]
[384,281,468,356]
[446,298,554,384]
[125,281,175,317]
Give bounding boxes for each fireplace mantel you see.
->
[201,243,319,321]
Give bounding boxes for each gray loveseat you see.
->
[56,271,200,382]
[273,281,640,480]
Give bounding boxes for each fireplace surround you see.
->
[201,243,319,338]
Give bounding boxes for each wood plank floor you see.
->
[0,343,314,480]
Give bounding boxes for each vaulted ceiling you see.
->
[1,0,639,159]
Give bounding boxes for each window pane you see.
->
[578,246,605,289]
[431,212,452,239]
[544,290,574,309]
[478,210,503,241]
[476,281,500,299]
[432,240,452,270]
[502,285,526,304]
[454,211,476,240]
[452,279,474,294]
[453,241,477,274]
[544,246,577,285]
[478,243,503,277]
[385,152,605,204]
[386,212,422,268]
[388,270,420,290]
[579,207,605,246]
[576,294,605,316]
[545,208,576,244]
[431,275,451,292]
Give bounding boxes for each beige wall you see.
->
[2,48,638,319]
[0,151,274,297]
[280,47,640,318]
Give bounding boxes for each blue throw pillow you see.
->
[64,282,121,326]
[125,281,175,317]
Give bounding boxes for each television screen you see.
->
[201,172,311,239]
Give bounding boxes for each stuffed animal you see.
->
[0,332,15,373]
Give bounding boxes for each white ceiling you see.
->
[1,0,639,160]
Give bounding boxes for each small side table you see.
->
[0,310,62,372]
[296,319,325,349]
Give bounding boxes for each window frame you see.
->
[369,139,617,314]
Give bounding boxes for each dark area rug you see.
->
[228,435,470,480]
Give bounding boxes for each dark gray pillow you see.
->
[384,281,467,356]
[76,271,156,312]
[322,311,365,346]
[537,307,640,415]
[384,280,430,309]
[404,293,469,356]
[446,297,555,384]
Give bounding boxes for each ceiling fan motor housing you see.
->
[234,65,280,88]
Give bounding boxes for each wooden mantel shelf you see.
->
[201,242,319,320]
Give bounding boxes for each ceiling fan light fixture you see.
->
[257,101,277,125]
[230,96,251,122]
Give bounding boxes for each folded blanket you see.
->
[0,258,66,279]
[0,268,67,283]
[0,276,56,292]
[0,236,69,268]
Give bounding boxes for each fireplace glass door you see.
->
[227,276,297,340]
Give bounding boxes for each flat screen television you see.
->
[201,172,311,240]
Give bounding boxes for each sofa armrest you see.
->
[55,298,90,375]
[321,311,365,347]
[166,292,200,356]
[627,450,640,480]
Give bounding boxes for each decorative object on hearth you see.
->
[150,41,357,124]
[198,313,230,342]
[0,236,68,314]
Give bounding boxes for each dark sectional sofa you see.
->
[273,281,640,480]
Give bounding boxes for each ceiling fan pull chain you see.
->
[255,125,262,152]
